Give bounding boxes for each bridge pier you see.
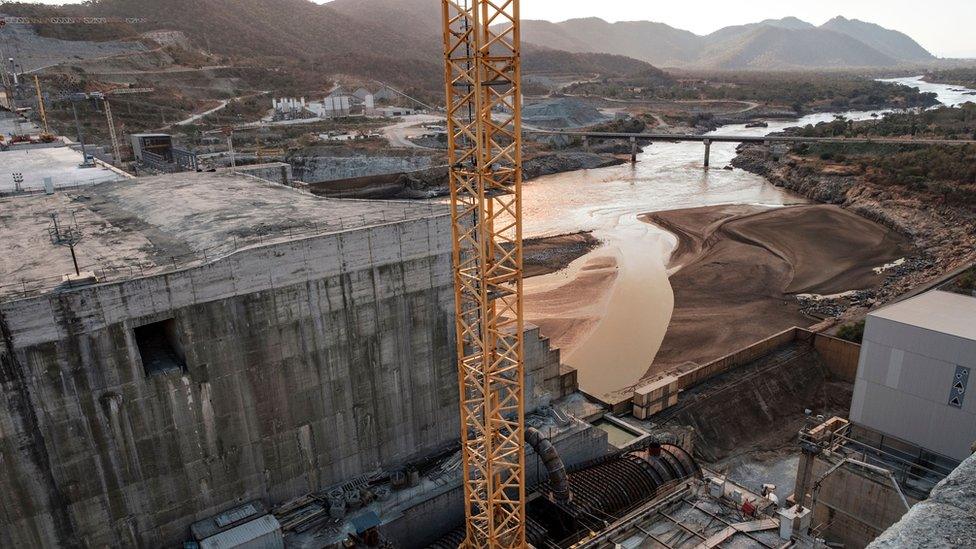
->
[583,135,589,152]
[703,139,711,168]
[630,136,637,163]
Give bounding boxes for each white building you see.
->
[308,95,351,119]
[375,106,417,117]
[272,97,307,113]
[850,289,976,461]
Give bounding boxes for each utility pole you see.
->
[70,97,94,167]
[223,127,236,167]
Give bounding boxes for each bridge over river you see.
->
[526,129,976,167]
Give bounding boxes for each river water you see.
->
[523,77,975,399]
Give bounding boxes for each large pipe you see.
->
[526,427,571,503]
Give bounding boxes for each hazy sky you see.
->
[22,0,976,57]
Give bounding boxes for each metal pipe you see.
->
[525,427,571,503]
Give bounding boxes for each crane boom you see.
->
[441,1,526,547]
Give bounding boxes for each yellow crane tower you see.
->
[441,1,526,547]
[33,75,50,135]
[103,99,122,165]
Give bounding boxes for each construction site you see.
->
[1,2,976,549]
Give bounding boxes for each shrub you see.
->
[836,321,866,344]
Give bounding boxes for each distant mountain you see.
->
[701,26,898,70]
[329,0,660,77]
[520,18,704,66]
[522,47,665,78]
[820,16,935,62]
[705,16,815,44]
[520,15,938,69]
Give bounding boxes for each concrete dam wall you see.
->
[0,213,563,547]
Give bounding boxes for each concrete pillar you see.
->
[703,139,711,168]
[582,135,589,152]
[630,136,637,163]
[793,447,817,510]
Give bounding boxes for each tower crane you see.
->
[33,75,50,135]
[441,1,526,547]
[103,99,122,165]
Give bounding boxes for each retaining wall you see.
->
[630,327,861,414]
[216,162,292,186]
[812,333,861,383]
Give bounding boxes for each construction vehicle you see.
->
[441,1,526,546]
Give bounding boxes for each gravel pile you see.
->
[522,97,607,129]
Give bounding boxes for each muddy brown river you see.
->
[522,77,975,399]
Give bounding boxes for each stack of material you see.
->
[633,375,679,419]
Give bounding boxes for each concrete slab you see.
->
[0,146,123,192]
[0,171,447,300]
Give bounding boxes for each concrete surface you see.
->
[0,171,441,298]
[0,111,40,138]
[0,146,123,192]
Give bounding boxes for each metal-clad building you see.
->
[850,290,976,461]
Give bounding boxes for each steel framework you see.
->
[104,100,122,165]
[441,0,526,546]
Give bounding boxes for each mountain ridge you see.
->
[519,15,937,69]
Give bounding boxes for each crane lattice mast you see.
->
[441,1,526,546]
[104,100,122,165]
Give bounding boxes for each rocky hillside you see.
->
[519,15,937,69]
[0,0,660,90]
[820,16,935,62]
[702,26,898,70]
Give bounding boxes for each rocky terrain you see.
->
[732,145,976,325]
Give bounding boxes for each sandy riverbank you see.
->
[645,203,911,376]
